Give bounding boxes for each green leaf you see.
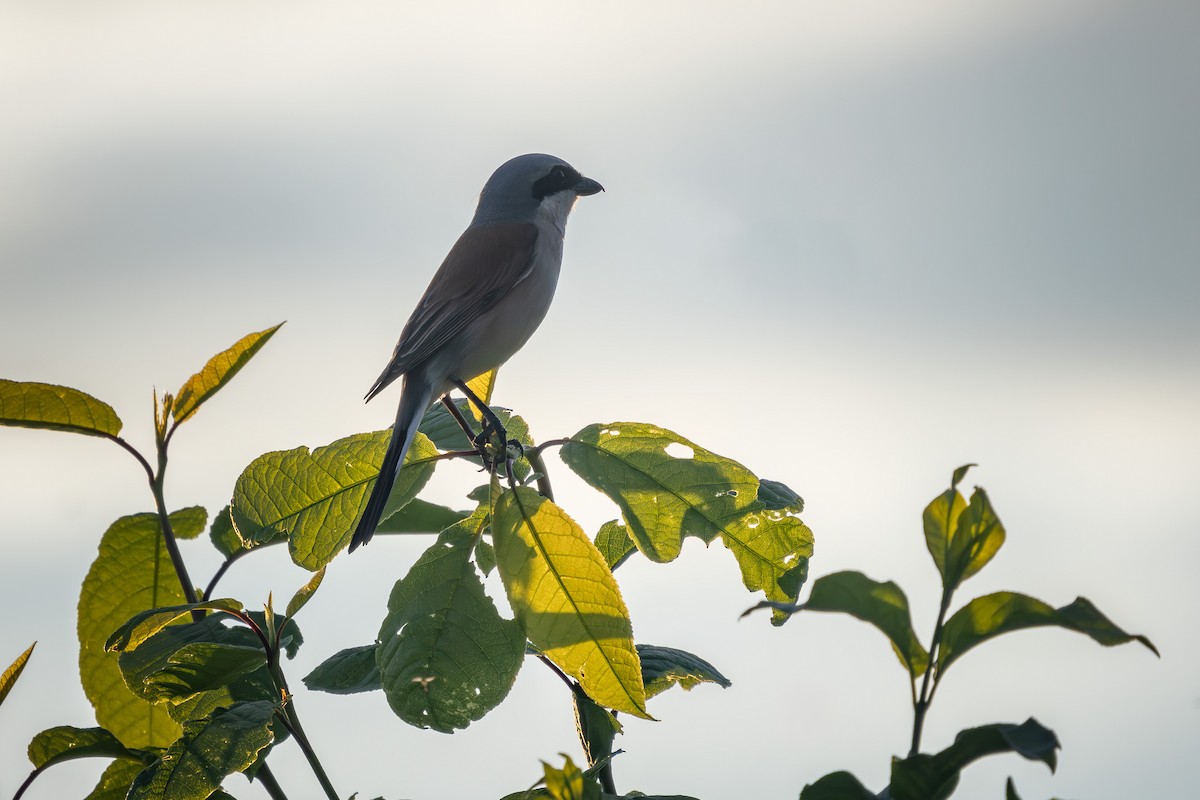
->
[561,423,813,621]
[594,521,636,571]
[86,758,148,800]
[798,771,876,800]
[573,693,621,766]
[209,506,249,559]
[924,473,1005,588]
[117,616,264,705]
[127,700,277,800]
[745,571,929,677]
[890,719,1060,800]
[938,592,1159,674]
[231,429,438,569]
[172,323,283,425]
[637,644,731,699]
[492,486,650,719]
[303,645,382,695]
[946,487,1005,584]
[106,599,244,653]
[757,478,804,512]
[377,520,524,731]
[79,509,212,748]
[418,398,533,452]
[542,754,602,800]
[166,507,208,540]
[475,535,497,576]
[0,642,35,708]
[28,726,144,769]
[286,566,326,618]
[951,463,976,490]
[0,379,122,438]
[144,643,266,702]
[375,498,468,534]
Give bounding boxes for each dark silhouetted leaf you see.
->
[303,645,381,695]
[938,592,1159,674]
[637,644,731,699]
[799,771,876,800]
[890,719,1059,800]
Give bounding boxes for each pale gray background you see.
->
[2,2,1197,798]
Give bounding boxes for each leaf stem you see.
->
[525,446,556,502]
[270,664,339,800]
[254,762,290,800]
[910,583,954,756]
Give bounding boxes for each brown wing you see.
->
[365,222,539,400]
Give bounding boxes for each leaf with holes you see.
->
[561,423,812,621]
[126,701,277,800]
[79,508,206,748]
[492,486,649,718]
[231,429,438,569]
[0,379,123,438]
[376,518,523,732]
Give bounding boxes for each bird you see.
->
[348,153,603,552]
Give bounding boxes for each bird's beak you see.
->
[573,176,604,196]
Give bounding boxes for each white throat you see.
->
[535,191,577,238]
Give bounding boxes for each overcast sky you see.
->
[2,2,1197,798]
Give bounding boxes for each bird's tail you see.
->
[349,380,433,552]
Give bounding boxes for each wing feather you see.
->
[366,222,539,400]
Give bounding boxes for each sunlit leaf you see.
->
[172,323,283,425]
[492,486,649,718]
[938,592,1159,674]
[86,758,147,800]
[946,487,1005,584]
[637,644,731,699]
[303,645,381,695]
[79,509,208,748]
[594,520,636,571]
[106,599,244,653]
[0,379,122,438]
[376,518,523,732]
[285,567,326,618]
[561,423,812,621]
[923,485,967,584]
[542,754,602,800]
[127,701,277,800]
[745,571,929,677]
[0,642,35,708]
[231,429,438,569]
[890,719,1059,800]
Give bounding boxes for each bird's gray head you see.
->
[472,153,603,226]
